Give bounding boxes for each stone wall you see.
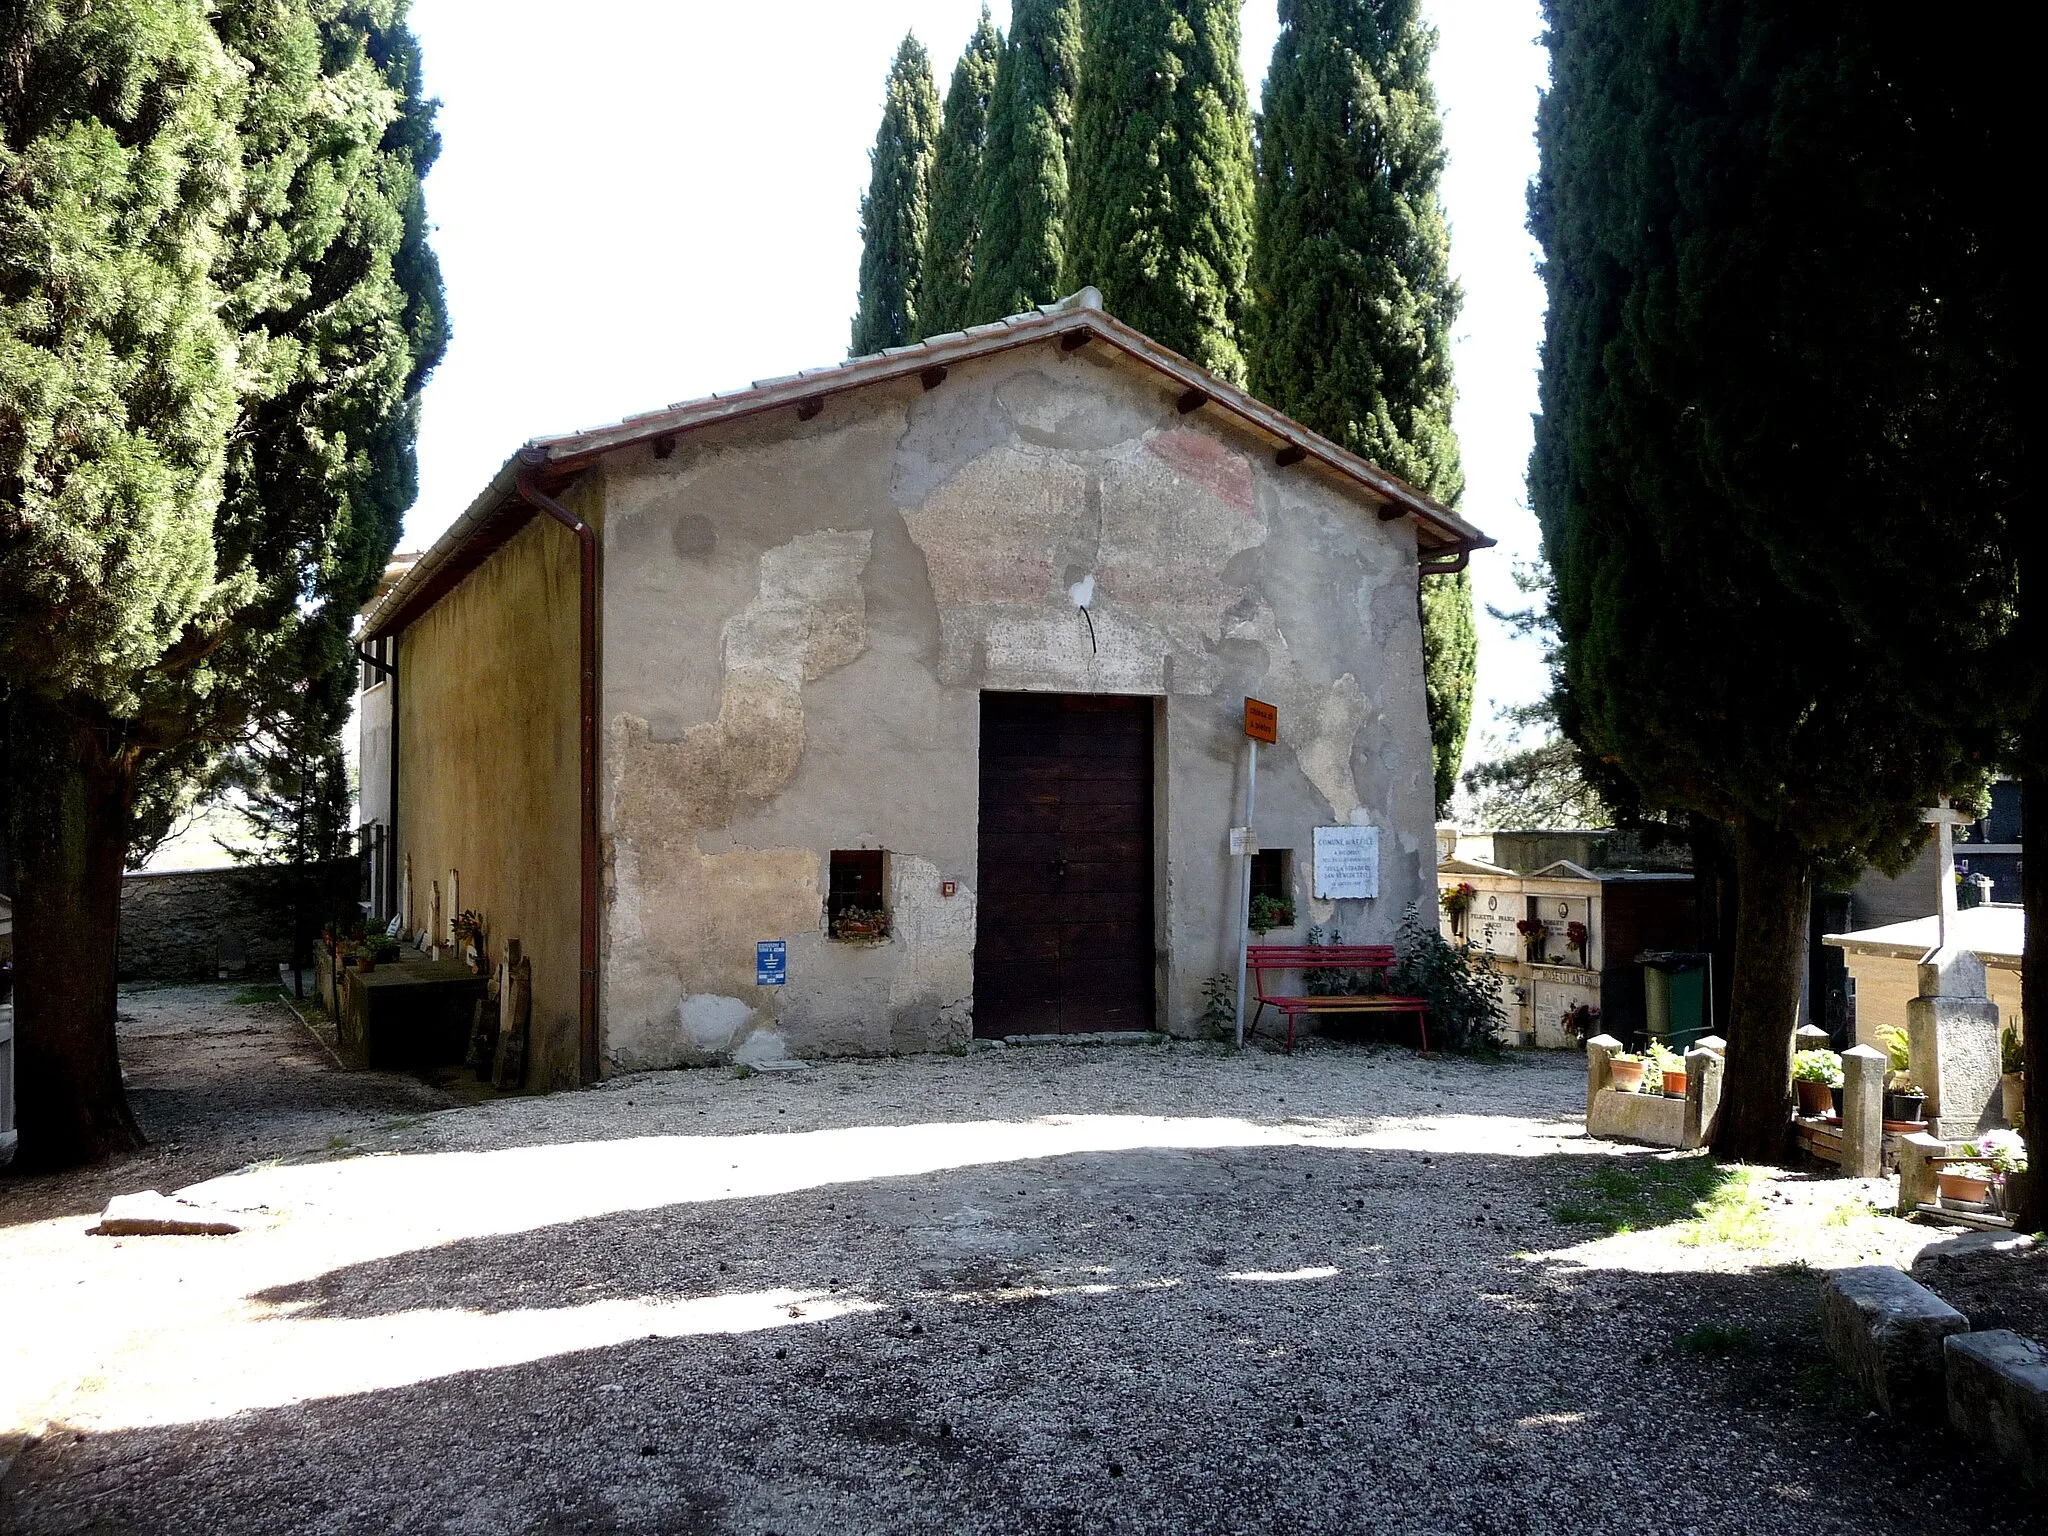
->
[119,865,351,981]
[591,343,1439,1069]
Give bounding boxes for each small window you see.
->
[828,849,887,941]
[1249,848,1294,933]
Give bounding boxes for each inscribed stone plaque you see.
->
[1313,825,1379,900]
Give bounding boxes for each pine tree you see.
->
[969,0,1082,323]
[919,7,1002,339]
[851,34,941,355]
[1529,0,2006,1161]
[0,0,446,1168]
[1247,0,1472,812]
[1065,0,1255,382]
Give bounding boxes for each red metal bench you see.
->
[1245,944,1431,1055]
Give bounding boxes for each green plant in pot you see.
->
[1607,1051,1647,1094]
[1876,1026,1926,1123]
[1937,1160,1995,1208]
[1248,892,1296,935]
[1792,1049,1844,1119]
[1646,1039,1687,1097]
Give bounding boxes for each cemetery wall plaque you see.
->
[1313,825,1379,901]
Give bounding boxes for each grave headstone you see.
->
[1908,804,2002,1138]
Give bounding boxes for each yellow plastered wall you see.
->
[397,508,587,1088]
[1846,952,2024,1053]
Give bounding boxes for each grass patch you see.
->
[232,985,284,1006]
[1675,1167,1771,1249]
[1678,1321,1755,1358]
[1549,1154,1739,1236]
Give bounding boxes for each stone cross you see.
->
[1922,799,1969,951]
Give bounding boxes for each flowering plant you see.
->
[1960,1129,2027,1175]
[1440,882,1479,917]
[1565,920,1588,957]
[1562,1001,1601,1042]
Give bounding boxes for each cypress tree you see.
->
[1247,0,1473,813]
[1064,0,1255,382]
[0,0,447,1168]
[969,0,1082,323]
[851,35,941,355]
[0,0,244,1163]
[1529,0,2003,1160]
[918,7,1002,339]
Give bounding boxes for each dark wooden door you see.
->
[974,693,1154,1037]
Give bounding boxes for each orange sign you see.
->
[1243,697,1278,744]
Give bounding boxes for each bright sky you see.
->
[404,0,1551,746]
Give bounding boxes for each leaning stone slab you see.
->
[93,1191,241,1236]
[1819,1265,1968,1415]
[1946,1330,2048,1481]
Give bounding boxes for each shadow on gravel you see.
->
[4,1140,2034,1536]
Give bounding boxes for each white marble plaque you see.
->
[1313,825,1379,900]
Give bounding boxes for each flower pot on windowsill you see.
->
[1608,1058,1646,1094]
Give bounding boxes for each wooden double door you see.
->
[973,692,1155,1036]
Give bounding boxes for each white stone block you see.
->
[1945,1330,2048,1481]
[93,1191,241,1237]
[1819,1265,1967,1415]
[1587,1087,1686,1149]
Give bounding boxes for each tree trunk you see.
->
[8,698,143,1169]
[1712,817,1810,1162]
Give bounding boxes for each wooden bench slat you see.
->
[1242,944,1428,1054]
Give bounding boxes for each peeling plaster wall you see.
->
[397,510,586,1088]
[597,346,1439,1066]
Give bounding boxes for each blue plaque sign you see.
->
[756,940,787,987]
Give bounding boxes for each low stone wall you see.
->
[119,864,351,981]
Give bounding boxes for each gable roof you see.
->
[362,290,1493,642]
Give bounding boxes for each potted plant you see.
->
[1566,919,1590,968]
[1517,917,1548,964]
[1249,891,1296,935]
[1937,1161,1995,1208]
[831,905,888,942]
[1792,1049,1844,1119]
[1607,1051,1647,1094]
[1957,1130,2027,1213]
[2001,1024,2025,1125]
[1875,1026,1926,1124]
[1647,1039,1687,1098]
[1439,881,1478,936]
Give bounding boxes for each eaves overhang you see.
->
[360,292,1495,643]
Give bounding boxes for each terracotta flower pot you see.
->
[1661,1067,1688,1098]
[1795,1080,1835,1117]
[1608,1058,1646,1094]
[1938,1170,1993,1206]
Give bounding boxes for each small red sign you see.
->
[1244,698,1278,744]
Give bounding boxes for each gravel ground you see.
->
[0,983,453,1226]
[0,1004,2036,1535]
